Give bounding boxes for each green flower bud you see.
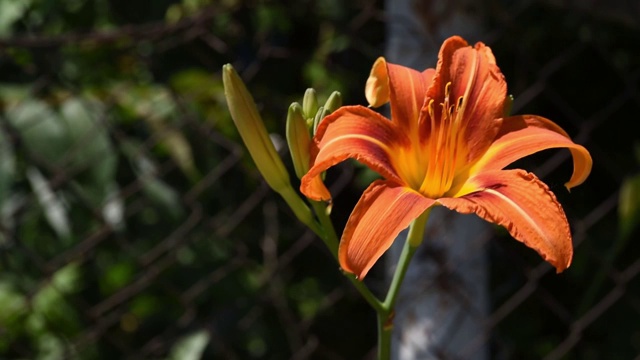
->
[222,64,291,193]
[323,91,342,113]
[313,106,329,135]
[286,102,312,179]
[302,88,318,119]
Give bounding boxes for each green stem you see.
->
[310,200,339,259]
[378,311,392,360]
[383,210,430,308]
[377,209,431,360]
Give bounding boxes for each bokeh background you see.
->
[0,0,639,359]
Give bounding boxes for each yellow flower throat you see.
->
[396,82,467,198]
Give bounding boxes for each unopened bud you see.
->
[313,106,329,135]
[302,88,318,119]
[323,91,342,114]
[286,102,312,179]
[222,64,291,193]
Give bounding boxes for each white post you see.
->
[385,1,492,359]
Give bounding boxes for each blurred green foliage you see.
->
[0,0,381,358]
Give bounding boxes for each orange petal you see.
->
[300,106,405,201]
[339,180,435,279]
[450,43,507,161]
[365,57,391,107]
[438,169,573,272]
[470,115,592,190]
[423,38,506,161]
[365,57,435,130]
[426,36,468,102]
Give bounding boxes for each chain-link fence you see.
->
[0,1,638,359]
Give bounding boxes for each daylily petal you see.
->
[339,180,435,279]
[365,57,435,130]
[300,105,405,201]
[423,39,506,159]
[365,57,390,107]
[469,115,592,190]
[425,36,468,102]
[438,169,573,272]
[448,42,507,161]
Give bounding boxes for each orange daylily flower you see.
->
[300,36,592,280]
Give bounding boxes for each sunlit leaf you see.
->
[60,98,119,207]
[31,263,82,336]
[166,329,210,360]
[0,281,28,330]
[26,167,71,240]
[0,0,30,36]
[5,99,70,165]
[101,182,125,230]
[36,333,65,360]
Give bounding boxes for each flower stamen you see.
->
[418,82,467,198]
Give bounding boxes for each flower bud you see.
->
[312,106,329,135]
[323,91,342,114]
[222,64,291,193]
[286,102,311,179]
[302,88,318,119]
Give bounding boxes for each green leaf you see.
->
[51,262,82,294]
[31,263,82,336]
[6,99,70,166]
[101,261,135,294]
[26,167,71,240]
[0,281,28,329]
[166,329,210,360]
[0,0,31,36]
[60,98,118,206]
[121,140,185,219]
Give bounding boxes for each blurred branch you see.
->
[0,6,221,49]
